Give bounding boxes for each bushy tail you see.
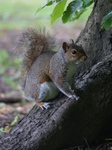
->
[18,28,55,90]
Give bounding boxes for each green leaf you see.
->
[51,0,67,24]
[101,11,112,30]
[56,0,62,2]
[62,0,83,23]
[10,115,19,127]
[82,0,93,7]
[37,0,63,13]
[0,128,4,134]
[62,0,93,23]
[36,0,54,13]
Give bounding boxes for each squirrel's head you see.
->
[62,39,87,64]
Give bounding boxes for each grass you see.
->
[0,0,55,29]
[0,50,20,75]
[0,50,20,88]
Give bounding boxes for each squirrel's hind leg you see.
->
[35,81,60,109]
[38,81,60,102]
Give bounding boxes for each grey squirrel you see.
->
[18,28,87,109]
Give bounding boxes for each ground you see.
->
[0,29,34,129]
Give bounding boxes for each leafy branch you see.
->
[37,0,112,30]
[37,0,93,24]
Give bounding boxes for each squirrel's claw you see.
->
[40,102,51,110]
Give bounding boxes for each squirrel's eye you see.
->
[72,50,77,54]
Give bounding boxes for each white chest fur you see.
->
[39,82,60,102]
[66,63,77,83]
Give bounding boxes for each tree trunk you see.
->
[0,0,112,150]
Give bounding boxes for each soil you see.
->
[0,29,33,128]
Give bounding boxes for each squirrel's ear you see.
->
[71,39,75,45]
[62,42,69,52]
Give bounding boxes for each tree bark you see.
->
[0,0,112,150]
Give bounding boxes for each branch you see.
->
[0,91,22,103]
